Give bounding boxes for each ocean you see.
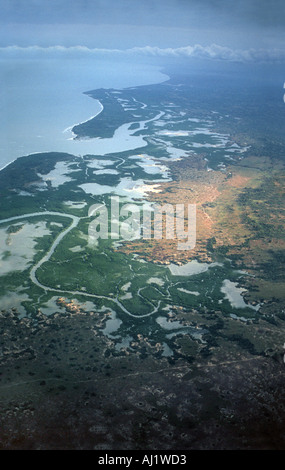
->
[0,50,168,170]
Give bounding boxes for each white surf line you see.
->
[0,158,18,173]
[63,99,104,140]
[0,101,104,173]
[0,211,160,319]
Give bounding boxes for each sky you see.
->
[0,0,284,168]
[0,0,285,62]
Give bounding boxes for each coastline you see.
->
[62,99,104,141]
[0,158,18,173]
[0,68,168,175]
[0,99,104,174]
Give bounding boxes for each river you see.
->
[0,49,168,169]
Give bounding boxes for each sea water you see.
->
[0,50,167,169]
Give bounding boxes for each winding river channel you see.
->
[0,211,162,318]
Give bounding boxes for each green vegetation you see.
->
[0,74,284,362]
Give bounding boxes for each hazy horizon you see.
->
[0,0,284,58]
[1,0,284,167]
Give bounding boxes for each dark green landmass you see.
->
[0,70,284,450]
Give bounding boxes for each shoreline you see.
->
[0,72,168,175]
[62,99,104,140]
[0,100,104,174]
[0,158,18,173]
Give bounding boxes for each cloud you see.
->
[1,44,285,63]
[129,44,285,62]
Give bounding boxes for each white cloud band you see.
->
[0,44,284,63]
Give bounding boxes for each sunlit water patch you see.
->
[129,154,171,179]
[168,260,222,277]
[0,221,51,276]
[101,310,123,337]
[63,201,87,209]
[0,289,32,316]
[39,296,67,316]
[156,316,207,343]
[177,288,200,296]
[38,161,79,188]
[79,177,162,200]
[221,279,260,311]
